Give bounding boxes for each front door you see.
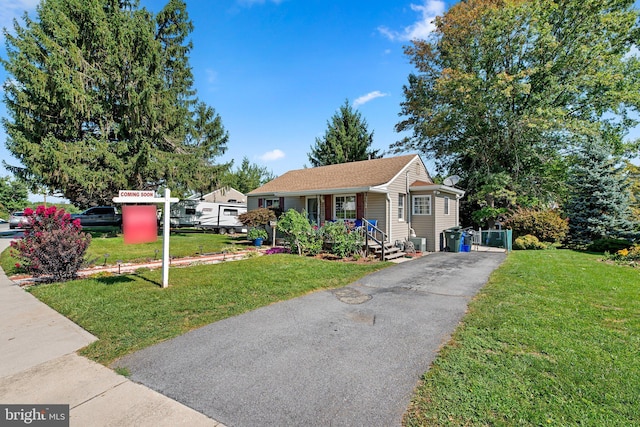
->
[306,197,319,225]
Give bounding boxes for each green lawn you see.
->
[84,231,243,264]
[27,254,389,365]
[404,250,640,426]
[1,231,243,276]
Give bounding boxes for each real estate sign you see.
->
[113,189,179,288]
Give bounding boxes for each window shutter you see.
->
[356,193,364,219]
[324,195,332,221]
[258,198,263,208]
[279,197,285,210]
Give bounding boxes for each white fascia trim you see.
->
[386,155,421,187]
[410,184,466,197]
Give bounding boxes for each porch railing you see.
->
[361,218,386,259]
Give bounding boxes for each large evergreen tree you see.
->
[1,0,229,207]
[565,139,636,247]
[308,99,380,167]
[393,0,640,224]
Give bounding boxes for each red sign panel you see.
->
[123,205,158,244]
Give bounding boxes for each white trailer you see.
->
[169,200,247,234]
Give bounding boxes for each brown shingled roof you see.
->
[249,154,424,195]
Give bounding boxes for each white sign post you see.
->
[113,188,179,288]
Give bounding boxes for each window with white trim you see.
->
[444,196,450,215]
[398,194,405,221]
[335,195,356,220]
[264,198,280,209]
[412,195,431,215]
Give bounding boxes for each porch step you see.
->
[366,242,406,261]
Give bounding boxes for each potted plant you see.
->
[247,227,268,247]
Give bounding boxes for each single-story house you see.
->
[247,154,465,252]
[188,187,246,204]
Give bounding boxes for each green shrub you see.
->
[513,234,547,250]
[503,208,568,243]
[604,244,640,263]
[320,221,364,258]
[247,227,268,240]
[277,209,323,256]
[587,238,633,253]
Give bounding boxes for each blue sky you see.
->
[0,0,450,186]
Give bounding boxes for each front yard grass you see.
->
[0,231,242,276]
[404,250,640,426]
[27,254,389,365]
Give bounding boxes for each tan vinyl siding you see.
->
[410,192,436,251]
[247,197,261,211]
[386,172,410,243]
[411,214,435,251]
[386,156,432,243]
[283,196,304,212]
[434,194,458,230]
[365,193,386,236]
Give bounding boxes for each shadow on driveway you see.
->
[115,251,506,427]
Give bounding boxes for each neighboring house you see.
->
[247,154,465,252]
[188,187,246,204]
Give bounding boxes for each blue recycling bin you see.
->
[460,232,471,252]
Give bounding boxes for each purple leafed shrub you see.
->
[11,205,92,282]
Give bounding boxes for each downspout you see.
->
[406,170,411,238]
[386,192,392,243]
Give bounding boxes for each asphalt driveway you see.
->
[115,251,506,427]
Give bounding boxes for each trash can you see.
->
[444,228,462,252]
[460,232,472,252]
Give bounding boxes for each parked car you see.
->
[9,211,31,229]
[71,206,122,227]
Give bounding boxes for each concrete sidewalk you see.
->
[0,234,223,427]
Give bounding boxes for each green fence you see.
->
[473,229,512,252]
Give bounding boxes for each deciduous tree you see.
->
[394,0,640,223]
[220,157,275,195]
[0,175,28,214]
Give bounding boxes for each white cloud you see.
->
[378,0,445,42]
[353,91,389,108]
[260,149,285,162]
